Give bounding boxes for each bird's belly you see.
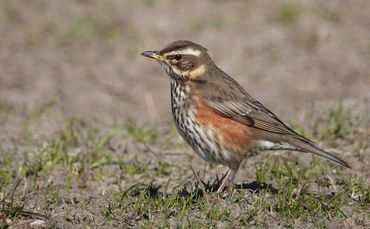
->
[173,107,242,167]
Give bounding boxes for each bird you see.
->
[141,40,351,192]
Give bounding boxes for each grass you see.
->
[278,1,342,24]
[0,103,369,228]
[279,2,305,24]
[106,157,368,228]
[58,15,123,45]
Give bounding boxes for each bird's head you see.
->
[141,40,212,82]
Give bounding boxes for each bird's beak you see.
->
[141,50,164,61]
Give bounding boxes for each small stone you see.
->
[30,219,45,228]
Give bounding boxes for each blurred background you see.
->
[1,0,369,124]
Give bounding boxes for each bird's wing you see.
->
[206,96,293,135]
[204,82,311,141]
[206,94,353,166]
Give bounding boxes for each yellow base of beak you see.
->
[141,51,164,61]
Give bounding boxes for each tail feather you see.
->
[289,138,351,169]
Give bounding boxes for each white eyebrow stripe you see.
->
[166,48,201,57]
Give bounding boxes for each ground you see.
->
[0,0,369,228]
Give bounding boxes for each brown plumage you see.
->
[141,40,351,192]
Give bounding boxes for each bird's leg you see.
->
[217,169,231,192]
[217,168,238,193]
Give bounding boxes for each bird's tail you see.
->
[289,138,351,168]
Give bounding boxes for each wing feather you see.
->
[206,95,305,138]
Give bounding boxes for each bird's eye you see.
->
[174,54,182,61]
